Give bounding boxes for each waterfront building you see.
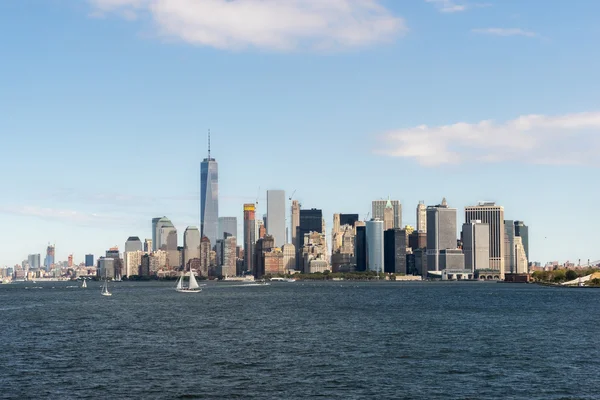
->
[220,235,237,277]
[384,228,407,274]
[514,221,529,261]
[254,235,275,278]
[183,226,201,270]
[28,254,41,270]
[426,198,457,272]
[282,243,296,272]
[199,236,211,277]
[140,254,150,276]
[243,204,256,274]
[462,221,490,273]
[200,132,219,248]
[439,249,465,270]
[267,190,286,248]
[366,219,384,273]
[300,232,328,273]
[125,250,143,276]
[417,201,427,232]
[372,199,402,229]
[218,217,237,240]
[355,225,367,272]
[465,202,505,278]
[505,221,528,274]
[98,257,115,279]
[264,248,284,276]
[291,200,300,249]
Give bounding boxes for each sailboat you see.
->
[114,273,122,282]
[82,279,87,288]
[175,270,202,293]
[101,274,112,296]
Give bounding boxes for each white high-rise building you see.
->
[366,219,384,273]
[465,202,505,278]
[417,201,427,232]
[267,190,286,248]
[462,221,489,273]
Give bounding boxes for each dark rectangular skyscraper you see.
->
[384,229,407,274]
[297,208,322,241]
[355,226,367,272]
[339,213,359,227]
[426,198,457,272]
[85,254,94,267]
[200,131,218,248]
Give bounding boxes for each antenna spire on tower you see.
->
[208,129,211,159]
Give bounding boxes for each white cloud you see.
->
[378,112,600,166]
[88,0,407,51]
[472,28,537,37]
[425,0,467,13]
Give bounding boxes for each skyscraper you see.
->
[462,221,490,273]
[243,204,256,274]
[465,202,505,278]
[514,221,529,261]
[144,239,152,253]
[266,191,285,245]
[372,199,402,228]
[218,217,237,240]
[266,190,286,248]
[291,200,300,249]
[366,219,384,273]
[183,226,201,270]
[200,131,219,248]
[505,220,529,274]
[28,254,41,270]
[426,198,457,272]
[151,217,161,251]
[339,214,359,227]
[153,217,172,252]
[125,237,143,253]
[384,228,407,274]
[355,225,367,272]
[124,237,143,277]
[383,199,394,230]
[85,254,94,267]
[45,245,55,271]
[416,201,427,232]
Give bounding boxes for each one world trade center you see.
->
[200,131,218,249]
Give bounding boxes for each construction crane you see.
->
[289,189,296,201]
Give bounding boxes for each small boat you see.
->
[175,270,202,293]
[114,274,122,282]
[82,279,87,288]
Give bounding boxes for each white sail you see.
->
[188,271,200,290]
[82,279,87,288]
[176,272,184,290]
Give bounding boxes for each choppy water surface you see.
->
[1,281,599,399]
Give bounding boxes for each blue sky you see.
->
[1,0,599,267]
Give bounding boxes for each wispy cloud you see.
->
[377,111,600,166]
[472,28,538,37]
[0,205,132,225]
[88,0,407,51]
[425,0,467,13]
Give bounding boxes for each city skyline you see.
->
[1,1,600,266]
